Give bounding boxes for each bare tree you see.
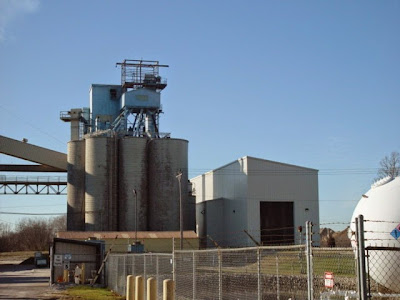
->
[48,215,67,236]
[16,218,51,251]
[0,216,67,252]
[377,151,400,179]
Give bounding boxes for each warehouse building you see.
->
[190,156,319,247]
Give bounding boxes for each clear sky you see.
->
[0,0,399,230]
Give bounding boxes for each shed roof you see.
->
[56,231,198,240]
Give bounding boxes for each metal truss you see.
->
[0,176,67,195]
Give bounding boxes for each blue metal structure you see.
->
[62,59,169,139]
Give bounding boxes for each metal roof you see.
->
[56,231,198,239]
[190,155,318,180]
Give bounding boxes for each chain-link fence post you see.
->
[356,215,367,300]
[306,221,314,300]
[355,216,361,298]
[218,249,222,300]
[276,254,280,300]
[172,238,176,283]
[156,255,159,298]
[257,248,261,300]
[144,254,147,280]
[123,255,127,296]
[192,251,196,299]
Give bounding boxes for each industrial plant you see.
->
[60,59,194,233]
[2,58,399,298]
[0,59,321,249]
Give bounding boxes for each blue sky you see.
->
[0,0,399,230]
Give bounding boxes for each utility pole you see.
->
[132,189,138,247]
[176,170,183,250]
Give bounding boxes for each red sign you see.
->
[324,272,334,288]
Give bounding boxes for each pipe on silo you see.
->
[85,136,117,231]
[148,138,189,231]
[67,140,85,231]
[119,137,148,231]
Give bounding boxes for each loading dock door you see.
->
[260,201,294,245]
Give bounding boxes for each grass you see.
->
[64,286,124,300]
[192,249,356,278]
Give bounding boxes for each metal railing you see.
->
[0,176,67,195]
[0,176,67,183]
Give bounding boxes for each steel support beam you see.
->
[0,135,67,171]
[0,176,67,195]
[0,164,66,172]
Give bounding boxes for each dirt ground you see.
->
[0,255,67,300]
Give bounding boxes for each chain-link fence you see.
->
[103,217,400,299]
[105,246,360,299]
[313,248,357,299]
[175,246,309,300]
[365,247,400,298]
[106,253,173,297]
[353,217,400,299]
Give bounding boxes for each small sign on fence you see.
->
[324,272,334,288]
[64,253,72,261]
[54,254,62,267]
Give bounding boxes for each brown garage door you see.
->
[260,201,294,245]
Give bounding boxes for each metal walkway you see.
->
[0,176,67,195]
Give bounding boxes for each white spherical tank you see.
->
[350,176,400,293]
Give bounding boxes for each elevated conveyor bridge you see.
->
[0,135,67,195]
[0,176,67,195]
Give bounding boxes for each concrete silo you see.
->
[148,138,189,231]
[61,59,195,233]
[85,136,118,231]
[118,137,148,231]
[66,140,85,231]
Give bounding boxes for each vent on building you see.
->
[110,89,117,99]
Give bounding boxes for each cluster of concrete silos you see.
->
[67,135,190,232]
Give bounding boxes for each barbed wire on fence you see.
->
[100,219,400,299]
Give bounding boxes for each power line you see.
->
[0,211,66,216]
[0,104,66,146]
[0,204,65,209]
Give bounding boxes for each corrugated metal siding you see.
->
[53,241,99,283]
[191,156,319,247]
[246,157,319,245]
[191,158,248,247]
